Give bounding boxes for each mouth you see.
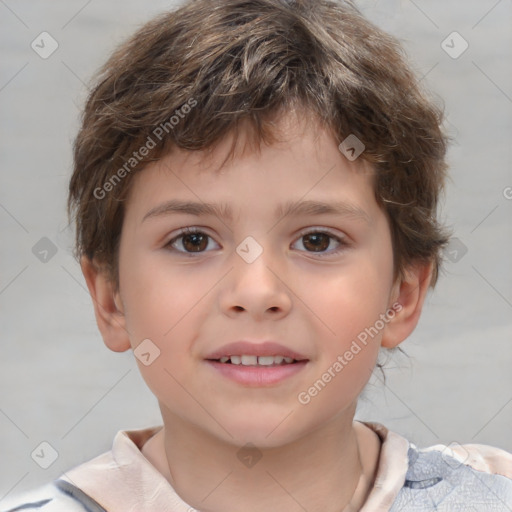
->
[205,342,309,386]
[208,355,305,366]
[205,340,308,362]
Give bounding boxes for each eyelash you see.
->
[165,227,349,257]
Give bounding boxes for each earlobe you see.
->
[80,256,132,353]
[381,261,433,349]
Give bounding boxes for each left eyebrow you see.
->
[275,200,371,225]
[141,199,371,225]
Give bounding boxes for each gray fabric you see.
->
[3,500,51,511]
[390,446,512,511]
[53,481,107,512]
[1,481,107,512]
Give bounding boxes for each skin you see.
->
[82,112,432,512]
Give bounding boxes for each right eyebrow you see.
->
[141,200,234,224]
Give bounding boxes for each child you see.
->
[3,0,511,510]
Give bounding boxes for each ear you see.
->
[381,261,433,349]
[80,256,131,353]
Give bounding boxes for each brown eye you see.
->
[292,229,346,257]
[302,233,331,252]
[166,229,219,254]
[181,232,208,252]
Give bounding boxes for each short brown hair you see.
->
[68,0,450,290]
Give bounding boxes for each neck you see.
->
[142,407,380,512]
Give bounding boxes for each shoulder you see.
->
[391,441,512,511]
[1,426,163,512]
[0,480,105,512]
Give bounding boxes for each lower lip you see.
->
[206,360,308,386]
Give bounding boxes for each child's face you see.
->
[109,114,401,446]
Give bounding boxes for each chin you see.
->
[216,412,308,448]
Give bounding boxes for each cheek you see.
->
[318,260,393,339]
[120,250,209,341]
[118,255,209,407]
[295,266,390,420]
[118,253,219,390]
[308,243,394,390]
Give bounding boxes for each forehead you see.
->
[123,112,378,223]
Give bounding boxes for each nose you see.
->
[219,248,292,321]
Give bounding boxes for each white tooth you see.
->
[283,356,294,364]
[230,355,242,365]
[241,355,258,366]
[258,356,275,366]
[219,356,229,363]
[273,356,284,364]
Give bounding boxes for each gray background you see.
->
[1,0,511,504]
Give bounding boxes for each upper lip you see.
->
[205,341,308,361]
